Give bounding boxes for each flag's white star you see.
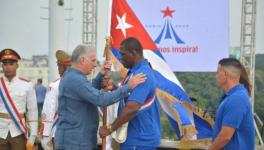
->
[116,13,133,37]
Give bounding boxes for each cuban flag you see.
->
[107,0,213,140]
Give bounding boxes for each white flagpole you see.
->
[107,0,113,36]
[48,0,65,82]
[102,1,113,150]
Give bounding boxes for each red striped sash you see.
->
[0,77,28,138]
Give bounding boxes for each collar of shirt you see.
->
[225,83,244,96]
[128,59,149,74]
[69,68,86,77]
[3,75,19,84]
[219,83,245,104]
[122,59,149,85]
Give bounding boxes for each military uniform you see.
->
[0,76,38,138]
[41,78,60,138]
[0,49,38,150]
[40,50,71,150]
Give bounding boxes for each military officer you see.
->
[40,50,71,150]
[0,48,38,150]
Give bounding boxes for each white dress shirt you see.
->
[0,76,38,139]
[41,78,60,137]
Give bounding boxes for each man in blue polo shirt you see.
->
[99,37,161,150]
[209,58,255,150]
[35,78,46,116]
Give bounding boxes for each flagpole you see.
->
[102,40,110,150]
[107,0,113,36]
[102,1,113,150]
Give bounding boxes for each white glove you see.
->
[27,135,36,145]
[41,136,53,150]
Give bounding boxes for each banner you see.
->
[127,0,229,72]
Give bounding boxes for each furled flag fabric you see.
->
[107,0,214,140]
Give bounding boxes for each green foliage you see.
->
[254,54,264,121]
[256,54,264,70]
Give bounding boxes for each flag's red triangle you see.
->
[111,0,158,50]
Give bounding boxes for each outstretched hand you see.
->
[128,73,146,89]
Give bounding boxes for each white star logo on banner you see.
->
[116,13,133,37]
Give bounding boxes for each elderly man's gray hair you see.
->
[71,44,96,63]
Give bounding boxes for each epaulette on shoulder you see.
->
[19,77,30,82]
[52,77,60,83]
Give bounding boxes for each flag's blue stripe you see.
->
[153,70,191,103]
[111,48,122,62]
[154,70,213,138]
[168,112,213,139]
[173,103,192,126]
[193,114,213,138]
[166,113,181,138]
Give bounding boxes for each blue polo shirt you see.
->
[213,84,255,150]
[119,59,161,147]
